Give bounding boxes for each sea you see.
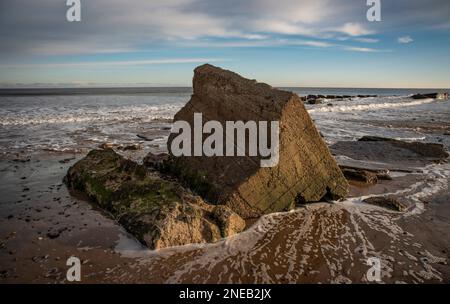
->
[0,87,449,157]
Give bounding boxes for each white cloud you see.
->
[295,40,333,47]
[343,46,379,52]
[354,37,379,43]
[335,23,375,36]
[398,36,414,44]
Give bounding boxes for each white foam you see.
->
[0,104,182,126]
[308,98,435,114]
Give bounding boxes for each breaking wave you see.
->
[0,104,182,126]
[308,98,434,113]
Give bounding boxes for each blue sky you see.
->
[0,0,449,88]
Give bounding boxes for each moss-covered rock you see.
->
[64,149,244,249]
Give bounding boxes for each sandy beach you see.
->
[0,150,449,283]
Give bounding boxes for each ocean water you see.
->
[0,87,449,156]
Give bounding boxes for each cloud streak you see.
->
[0,58,229,69]
[398,36,413,44]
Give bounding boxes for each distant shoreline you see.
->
[0,86,448,97]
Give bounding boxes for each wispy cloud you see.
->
[343,46,380,53]
[354,37,379,43]
[334,23,375,36]
[398,36,414,44]
[0,58,229,69]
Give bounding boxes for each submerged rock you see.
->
[119,143,142,151]
[411,92,448,100]
[357,136,449,160]
[166,64,348,218]
[307,98,323,104]
[331,136,448,171]
[363,196,408,212]
[64,149,245,249]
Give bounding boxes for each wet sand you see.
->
[1,149,449,283]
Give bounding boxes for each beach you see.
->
[0,88,449,283]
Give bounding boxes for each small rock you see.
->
[99,143,114,150]
[212,205,246,238]
[340,167,378,184]
[46,231,60,239]
[122,143,142,151]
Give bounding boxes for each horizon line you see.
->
[0,85,449,91]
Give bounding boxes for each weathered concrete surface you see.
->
[167,64,348,218]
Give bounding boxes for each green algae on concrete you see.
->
[64,149,244,249]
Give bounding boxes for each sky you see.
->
[0,0,449,88]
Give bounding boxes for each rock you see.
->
[411,92,448,100]
[64,149,245,249]
[46,227,67,239]
[99,143,114,150]
[356,94,377,98]
[143,152,169,169]
[212,205,246,238]
[58,158,75,164]
[121,144,142,151]
[340,167,378,184]
[347,166,392,180]
[12,157,30,163]
[166,64,348,218]
[46,231,60,239]
[136,134,153,141]
[357,136,396,142]
[0,270,10,279]
[357,136,449,160]
[308,98,323,104]
[419,93,435,99]
[137,130,169,141]
[363,196,408,212]
[331,137,448,171]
